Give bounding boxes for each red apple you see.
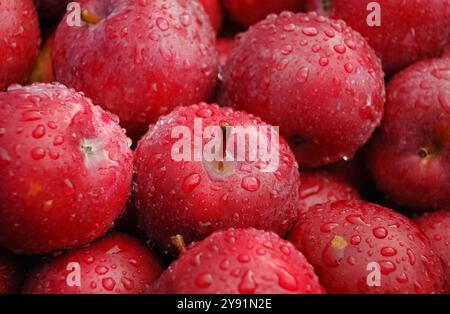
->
[299,171,360,213]
[368,57,450,211]
[289,200,446,293]
[0,83,133,254]
[53,0,218,140]
[415,210,450,293]
[23,232,163,294]
[307,0,450,74]
[199,0,223,33]
[0,0,40,91]
[219,12,385,168]
[222,0,304,28]
[0,250,21,294]
[134,103,300,251]
[151,228,324,294]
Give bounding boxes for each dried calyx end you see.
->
[170,235,187,254]
[419,121,450,165]
[418,145,438,165]
[81,9,101,25]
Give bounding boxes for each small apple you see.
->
[151,228,324,294]
[306,0,450,74]
[0,83,133,254]
[289,200,446,293]
[53,0,219,140]
[134,103,300,251]
[219,12,385,168]
[299,171,360,213]
[415,210,450,293]
[368,57,450,211]
[23,232,163,294]
[0,0,40,91]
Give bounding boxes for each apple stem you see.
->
[219,122,231,172]
[170,235,187,253]
[81,9,101,25]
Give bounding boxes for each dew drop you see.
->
[334,44,346,54]
[195,273,213,288]
[381,247,397,257]
[283,23,296,32]
[238,270,257,294]
[350,235,361,245]
[379,260,396,275]
[182,173,201,193]
[102,277,116,291]
[95,265,109,275]
[344,63,354,73]
[274,267,298,291]
[32,125,46,139]
[0,147,11,166]
[320,222,338,233]
[302,27,318,36]
[196,108,213,118]
[281,44,293,55]
[373,227,388,239]
[53,135,64,146]
[121,277,135,290]
[296,67,309,83]
[156,17,169,31]
[31,147,45,160]
[241,176,260,192]
[407,248,416,266]
[319,57,329,67]
[179,13,191,26]
[63,179,75,196]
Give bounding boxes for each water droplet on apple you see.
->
[182,173,201,193]
[241,176,260,192]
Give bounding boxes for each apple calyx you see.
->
[170,234,187,254]
[81,9,101,25]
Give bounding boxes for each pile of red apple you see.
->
[0,0,449,295]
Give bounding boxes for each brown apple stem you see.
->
[219,122,231,172]
[170,235,187,253]
[81,9,101,25]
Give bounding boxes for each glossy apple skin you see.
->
[0,83,133,254]
[23,232,163,294]
[307,0,450,74]
[0,250,22,294]
[0,0,40,91]
[368,57,450,211]
[299,171,360,213]
[53,0,218,140]
[219,12,385,168]
[151,228,324,294]
[199,0,223,33]
[289,200,446,294]
[134,103,300,251]
[222,0,304,28]
[415,210,450,293]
